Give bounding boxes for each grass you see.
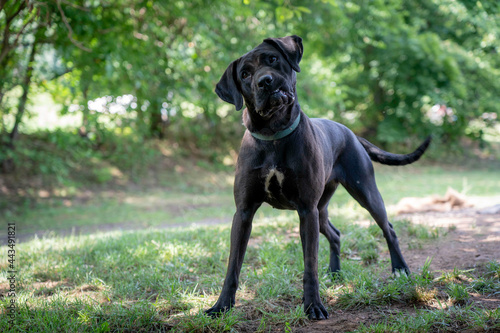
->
[2,191,235,235]
[2,163,499,237]
[373,163,500,202]
[1,213,499,332]
[356,306,500,332]
[1,163,499,331]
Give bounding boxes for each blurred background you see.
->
[1,0,499,215]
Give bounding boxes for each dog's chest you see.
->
[261,165,298,210]
[264,167,285,195]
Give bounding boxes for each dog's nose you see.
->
[258,74,273,89]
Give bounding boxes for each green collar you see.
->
[250,113,301,141]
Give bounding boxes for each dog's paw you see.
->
[327,265,341,276]
[305,301,329,320]
[393,266,410,277]
[205,293,236,318]
[206,294,236,318]
[205,304,231,318]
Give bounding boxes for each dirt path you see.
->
[400,209,500,271]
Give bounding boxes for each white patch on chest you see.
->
[264,168,285,195]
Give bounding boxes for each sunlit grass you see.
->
[2,164,499,239]
[1,212,499,332]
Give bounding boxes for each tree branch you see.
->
[60,0,90,12]
[56,0,92,52]
[0,0,10,13]
[5,0,26,25]
[0,24,12,66]
[48,67,73,81]
[0,1,35,66]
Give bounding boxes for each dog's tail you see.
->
[357,136,432,166]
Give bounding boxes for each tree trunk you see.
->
[9,39,36,144]
[148,99,164,139]
[1,38,37,173]
[78,86,90,138]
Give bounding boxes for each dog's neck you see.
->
[243,102,301,140]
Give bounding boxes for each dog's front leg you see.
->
[298,208,329,320]
[206,207,257,316]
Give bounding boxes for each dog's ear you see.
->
[263,35,303,72]
[215,59,243,111]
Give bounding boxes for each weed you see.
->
[486,260,500,279]
[407,223,440,240]
[255,305,308,330]
[470,278,499,294]
[409,285,438,303]
[407,240,424,250]
[360,248,379,265]
[420,257,435,282]
[367,223,383,238]
[436,267,475,284]
[175,310,241,333]
[447,283,471,305]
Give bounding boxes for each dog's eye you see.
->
[269,55,278,64]
[241,71,250,79]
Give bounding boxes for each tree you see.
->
[0,1,52,171]
[1,0,499,175]
[291,0,500,147]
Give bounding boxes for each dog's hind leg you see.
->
[318,183,341,274]
[319,207,341,274]
[340,158,409,274]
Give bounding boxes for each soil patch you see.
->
[399,208,500,271]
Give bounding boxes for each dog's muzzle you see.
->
[255,75,295,116]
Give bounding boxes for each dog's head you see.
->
[216,35,303,119]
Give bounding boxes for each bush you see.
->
[4,129,160,189]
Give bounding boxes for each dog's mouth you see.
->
[256,88,295,117]
[270,88,286,98]
[270,88,294,101]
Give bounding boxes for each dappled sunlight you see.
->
[253,208,296,225]
[329,200,371,223]
[424,299,454,310]
[479,235,500,244]
[393,204,500,235]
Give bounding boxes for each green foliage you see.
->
[295,0,500,147]
[2,0,500,175]
[7,129,159,188]
[407,223,441,240]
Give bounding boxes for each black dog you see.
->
[206,35,430,320]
